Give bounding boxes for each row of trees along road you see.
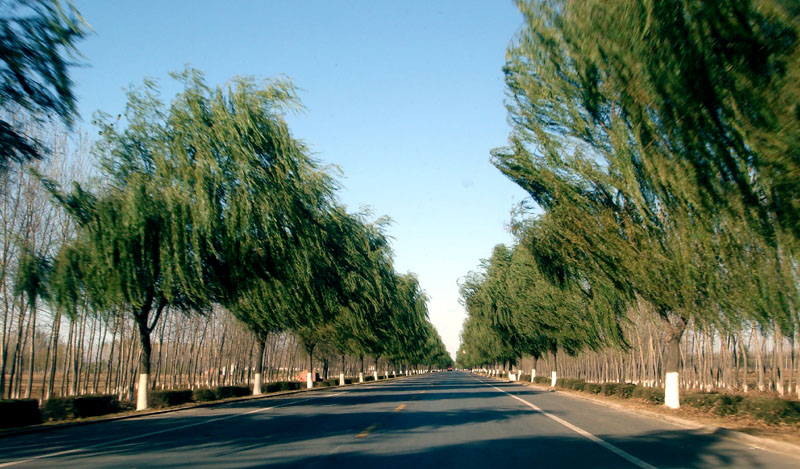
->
[457,0,800,409]
[1,51,451,409]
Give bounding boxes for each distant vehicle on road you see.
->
[447,366,453,371]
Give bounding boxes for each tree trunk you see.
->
[664,315,686,409]
[253,336,265,395]
[339,353,346,386]
[24,301,36,399]
[305,342,315,389]
[359,354,364,383]
[753,324,765,392]
[136,315,152,411]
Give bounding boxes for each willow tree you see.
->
[289,207,397,388]
[12,246,50,398]
[1,0,87,172]
[492,0,800,408]
[161,69,337,396]
[319,213,396,385]
[50,168,204,409]
[389,273,433,374]
[47,68,327,409]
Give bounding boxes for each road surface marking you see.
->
[0,394,327,468]
[356,424,377,438]
[393,404,406,412]
[482,380,657,469]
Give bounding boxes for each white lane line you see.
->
[481,380,657,469]
[0,394,328,468]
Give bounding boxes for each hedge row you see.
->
[2,395,122,428]
[683,393,800,424]
[546,377,800,425]
[43,395,120,420]
[0,399,41,428]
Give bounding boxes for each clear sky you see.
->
[70,0,531,358]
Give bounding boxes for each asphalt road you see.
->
[0,371,797,468]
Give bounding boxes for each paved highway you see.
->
[0,371,797,468]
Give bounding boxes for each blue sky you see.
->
[71,0,530,357]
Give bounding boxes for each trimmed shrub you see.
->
[519,374,531,382]
[192,388,219,402]
[615,383,637,399]
[682,393,742,416]
[148,389,193,408]
[556,378,586,391]
[364,375,375,381]
[0,399,41,428]
[740,396,800,425]
[216,386,250,399]
[601,383,620,396]
[533,376,550,385]
[631,386,664,404]
[316,379,338,388]
[265,381,302,393]
[43,395,120,421]
[584,383,602,394]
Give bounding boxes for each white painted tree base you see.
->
[137,374,148,411]
[373,371,378,381]
[665,372,680,409]
[551,371,557,387]
[306,372,313,389]
[531,369,536,382]
[359,372,364,383]
[339,373,345,386]
[253,373,262,395]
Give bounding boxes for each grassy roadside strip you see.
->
[475,372,800,459]
[0,373,418,439]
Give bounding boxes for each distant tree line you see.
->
[457,0,799,409]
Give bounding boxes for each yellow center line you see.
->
[393,404,406,412]
[356,424,377,438]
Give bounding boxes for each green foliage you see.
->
[192,388,219,402]
[600,383,621,396]
[740,396,800,425]
[0,399,41,428]
[0,0,88,172]
[615,383,637,399]
[215,386,250,399]
[631,387,664,404]
[460,0,800,402]
[584,383,602,394]
[42,395,119,420]
[556,378,586,391]
[13,247,51,309]
[264,382,302,393]
[533,376,550,385]
[682,393,743,417]
[147,390,193,408]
